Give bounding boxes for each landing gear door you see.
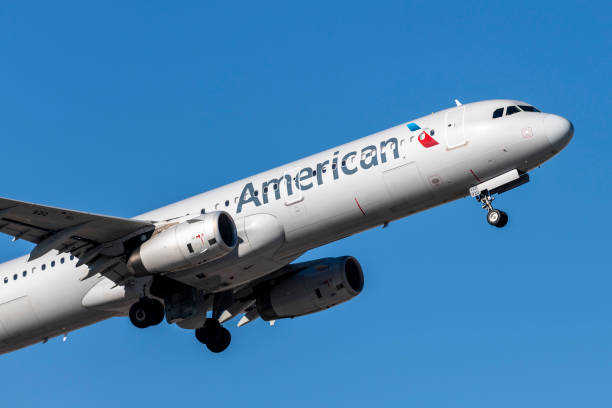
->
[444,107,466,149]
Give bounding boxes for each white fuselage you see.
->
[0,99,573,354]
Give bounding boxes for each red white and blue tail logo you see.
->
[407,123,439,148]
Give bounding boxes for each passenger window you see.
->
[492,108,504,118]
[51,261,55,267]
[70,255,74,261]
[60,258,65,264]
[22,271,26,277]
[3,277,8,284]
[42,264,46,271]
[519,105,540,112]
[13,274,17,280]
[506,106,520,115]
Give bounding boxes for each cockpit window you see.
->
[492,108,504,118]
[506,106,520,115]
[518,105,540,112]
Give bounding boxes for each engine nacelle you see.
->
[256,256,364,321]
[127,211,238,276]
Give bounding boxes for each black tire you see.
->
[487,209,502,227]
[497,211,509,228]
[148,299,165,326]
[206,327,231,353]
[129,300,151,329]
[195,318,220,344]
[195,327,209,344]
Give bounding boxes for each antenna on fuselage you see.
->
[454,99,462,106]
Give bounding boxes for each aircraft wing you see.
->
[0,197,154,278]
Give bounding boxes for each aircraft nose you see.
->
[544,114,574,151]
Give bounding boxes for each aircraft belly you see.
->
[0,296,43,343]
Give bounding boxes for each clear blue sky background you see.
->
[1,1,610,406]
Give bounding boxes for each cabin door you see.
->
[444,107,466,149]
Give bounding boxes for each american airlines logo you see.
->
[407,122,438,148]
[236,137,401,213]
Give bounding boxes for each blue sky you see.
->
[0,1,610,406]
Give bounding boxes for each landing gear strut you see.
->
[129,298,165,328]
[477,193,508,228]
[195,318,231,353]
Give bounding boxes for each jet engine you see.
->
[127,211,237,276]
[256,256,364,321]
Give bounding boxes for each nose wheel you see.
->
[487,209,508,227]
[477,193,508,228]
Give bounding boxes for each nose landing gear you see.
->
[477,193,508,228]
[469,169,530,228]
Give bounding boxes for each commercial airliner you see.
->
[0,99,573,354]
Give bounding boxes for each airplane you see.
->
[0,99,573,354]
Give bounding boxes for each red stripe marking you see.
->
[470,169,482,182]
[354,197,366,216]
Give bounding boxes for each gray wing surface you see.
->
[0,197,155,280]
